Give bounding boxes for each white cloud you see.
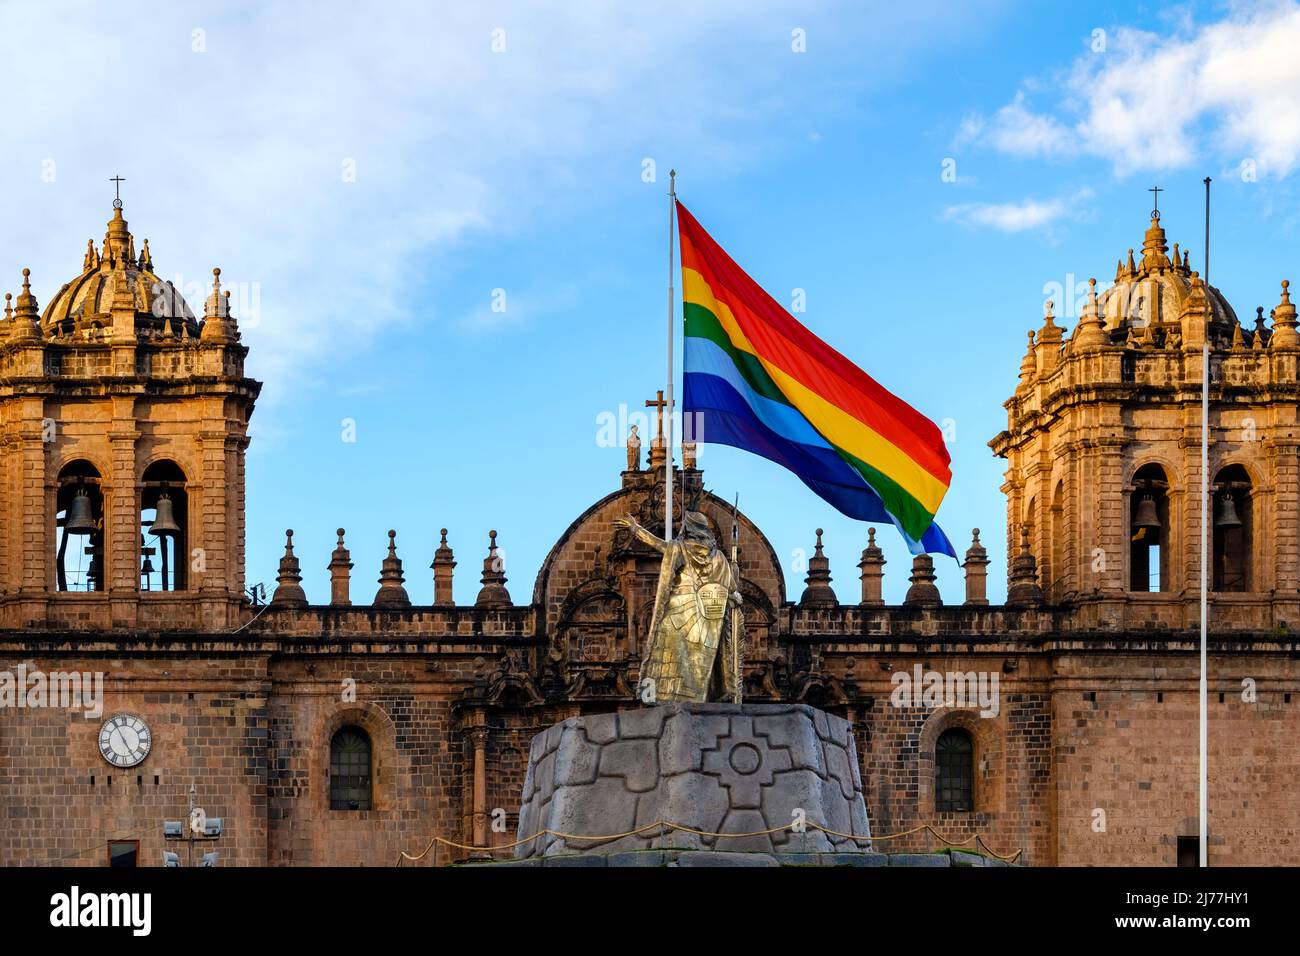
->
[943,188,1094,232]
[962,3,1300,177]
[984,93,1072,158]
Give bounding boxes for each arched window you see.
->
[55,461,105,592]
[1213,464,1253,592]
[1130,464,1170,592]
[330,726,372,811]
[1050,480,1065,601]
[140,461,188,591]
[935,728,974,812]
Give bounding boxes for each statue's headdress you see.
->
[682,511,714,543]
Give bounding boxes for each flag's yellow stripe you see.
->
[682,267,948,514]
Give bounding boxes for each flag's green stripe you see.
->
[684,303,790,407]
[686,301,935,539]
[838,447,935,540]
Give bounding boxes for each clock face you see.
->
[98,713,152,768]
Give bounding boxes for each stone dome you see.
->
[1096,211,1238,346]
[41,205,199,339]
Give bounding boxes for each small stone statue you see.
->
[614,510,742,703]
[626,425,641,472]
[682,439,697,470]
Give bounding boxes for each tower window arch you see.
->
[330,726,373,811]
[935,728,974,812]
[140,460,188,591]
[1130,464,1170,592]
[55,460,105,592]
[1050,480,1065,601]
[1212,464,1252,592]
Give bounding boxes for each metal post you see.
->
[665,170,677,541]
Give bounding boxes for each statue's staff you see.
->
[730,494,743,704]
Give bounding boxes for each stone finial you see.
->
[1037,300,1063,372]
[903,554,941,607]
[963,528,990,606]
[1072,278,1107,350]
[103,205,131,264]
[271,529,308,609]
[1231,321,1245,350]
[1018,330,1037,388]
[373,529,411,608]
[328,527,353,606]
[431,527,456,606]
[1039,299,1062,342]
[1006,524,1043,607]
[1178,271,1211,351]
[1140,213,1170,273]
[0,293,10,343]
[625,425,641,472]
[10,269,41,341]
[475,530,511,607]
[202,267,240,343]
[83,239,97,272]
[1253,306,1269,350]
[139,238,153,271]
[1270,280,1298,349]
[1126,247,1137,278]
[800,528,837,607]
[857,527,885,607]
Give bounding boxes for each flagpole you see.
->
[1199,176,1210,868]
[666,169,677,541]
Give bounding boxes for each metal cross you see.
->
[1149,185,1162,217]
[110,175,125,208]
[646,389,669,442]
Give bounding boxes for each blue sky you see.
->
[4,0,1299,604]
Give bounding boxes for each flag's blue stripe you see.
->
[685,336,833,450]
[684,369,956,557]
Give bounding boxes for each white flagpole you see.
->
[1200,176,1210,868]
[666,169,677,541]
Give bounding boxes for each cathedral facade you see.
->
[1,203,1297,866]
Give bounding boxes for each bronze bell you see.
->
[1133,494,1161,530]
[151,492,182,537]
[1215,492,1243,529]
[64,487,97,535]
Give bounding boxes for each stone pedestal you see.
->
[515,703,871,858]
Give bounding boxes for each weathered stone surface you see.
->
[674,851,780,867]
[888,853,952,867]
[516,702,872,858]
[950,850,987,867]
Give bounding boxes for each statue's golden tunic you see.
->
[617,511,742,703]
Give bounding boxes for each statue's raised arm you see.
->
[613,515,667,553]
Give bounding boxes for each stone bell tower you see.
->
[990,201,1300,632]
[0,196,261,631]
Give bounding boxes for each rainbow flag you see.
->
[678,201,955,556]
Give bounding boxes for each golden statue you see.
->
[615,510,744,703]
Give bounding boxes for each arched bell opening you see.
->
[140,460,189,592]
[1130,464,1170,592]
[55,460,105,592]
[1212,464,1252,593]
